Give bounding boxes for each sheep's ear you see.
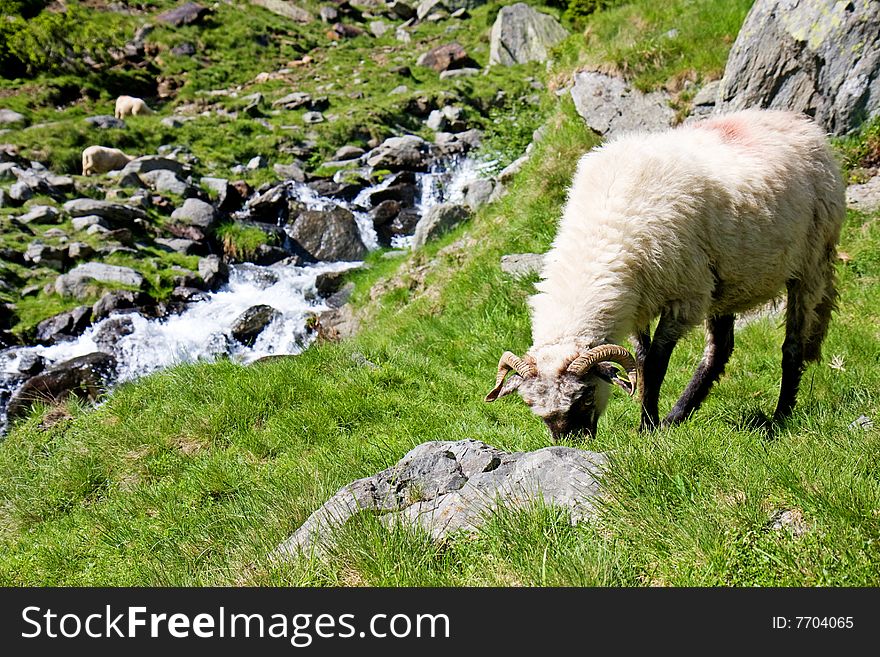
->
[485,374,524,402]
[592,363,635,396]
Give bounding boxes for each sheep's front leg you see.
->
[639,311,686,431]
[662,314,735,427]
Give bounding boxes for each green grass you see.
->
[216,221,272,261]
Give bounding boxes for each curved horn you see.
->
[485,351,536,402]
[567,344,638,395]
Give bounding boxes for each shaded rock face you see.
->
[35,306,92,345]
[92,289,155,321]
[717,0,880,135]
[170,198,216,239]
[230,304,280,345]
[156,2,210,27]
[275,439,607,556]
[489,3,567,66]
[411,202,469,249]
[570,70,675,138]
[6,352,117,421]
[288,207,368,262]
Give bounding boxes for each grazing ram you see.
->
[81,145,134,176]
[486,109,845,440]
[114,95,153,118]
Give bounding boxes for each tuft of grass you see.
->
[216,222,272,261]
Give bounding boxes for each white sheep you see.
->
[486,109,846,440]
[81,145,135,176]
[114,95,153,119]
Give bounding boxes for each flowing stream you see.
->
[0,155,489,433]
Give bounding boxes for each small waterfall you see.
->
[0,155,492,434]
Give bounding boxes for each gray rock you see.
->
[439,67,479,79]
[501,252,543,278]
[18,205,60,225]
[462,178,495,210]
[846,176,880,213]
[0,109,25,125]
[85,115,126,130]
[570,70,675,138]
[716,0,880,135]
[389,84,409,95]
[92,316,136,352]
[275,439,607,556]
[170,42,196,57]
[92,289,154,321]
[319,5,338,22]
[416,0,482,20]
[24,243,65,270]
[246,155,267,170]
[161,116,189,128]
[9,181,33,204]
[170,198,216,238]
[72,215,108,232]
[411,202,469,249]
[156,2,209,27]
[272,91,314,110]
[121,155,187,178]
[302,111,325,124]
[6,352,117,421]
[389,0,415,20]
[692,80,721,107]
[370,20,390,38]
[230,304,281,345]
[333,145,365,161]
[251,0,313,22]
[55,262,145,298]
[416,42,473,73]
[16,351,45,377]
[248,184,289,223]
[366,135,433,172]
[289,207,368,262]
[63,199,147,224]
[489,3,567,66]
[35,306,92,345]
[497,153,530,184]
[273,162,307,182]
[155,237,202,255]
[198,255,228,290]
[140,169,195,197]
[67,242,94,261]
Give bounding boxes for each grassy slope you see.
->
[1,0,878,585]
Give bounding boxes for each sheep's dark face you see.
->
[493,373,611,441]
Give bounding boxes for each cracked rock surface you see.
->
[275,439,607,556]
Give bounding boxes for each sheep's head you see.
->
[485,346,637,441]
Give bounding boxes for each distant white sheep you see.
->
[114,95,153,119]
[486,109,846,440]
[81,145,134,176]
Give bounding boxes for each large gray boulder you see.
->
[250,0,312,22]
[288,207,368,262]
[716,0,880,135]
[570,70,675,138]
[55,262,145,297]
[62,198,147,225]
[120,155,187,178]
[230,304,281,345]
[489,3,567,66]
[275,439,607,556]
[411,202,469,249]
[366,135,434,172]
[170,198,216,238]
[35,306,92,345]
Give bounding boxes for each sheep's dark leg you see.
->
[773,280,807,423]
[639,311,686,432]
[662,314,735,427]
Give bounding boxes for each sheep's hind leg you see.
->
[772,279,809,423]
[662,314,734,427]
[639,311,687,432]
